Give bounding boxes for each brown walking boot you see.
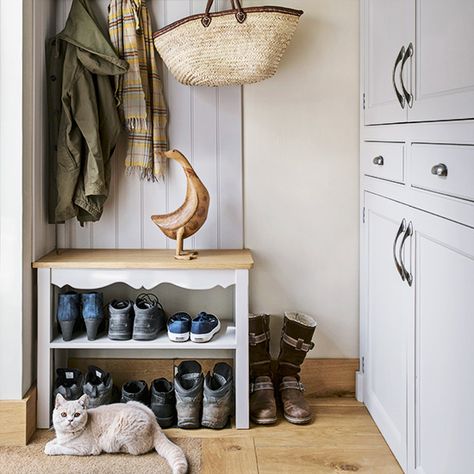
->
[249,313,277,425]
[277,312,317,425]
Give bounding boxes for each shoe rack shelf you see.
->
[49,321,236,350]
[33,249,253,430]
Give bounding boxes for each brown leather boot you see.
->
[249,313,277,425]
[277,312,317,425]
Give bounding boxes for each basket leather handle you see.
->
[202,0,247,27]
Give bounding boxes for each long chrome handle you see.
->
[400,43,414,108]
[431,163,448,177]
[393,219,407,280]
[373,156,384,166]
[399,221,413,286]
[392,46,406,109]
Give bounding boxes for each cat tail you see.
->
[154,426,188,474]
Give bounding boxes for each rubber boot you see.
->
[249,313,277,425]
[277,312,317,424]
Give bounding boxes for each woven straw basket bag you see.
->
[153,0,303,86]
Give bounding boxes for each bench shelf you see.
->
[33,249,253,430]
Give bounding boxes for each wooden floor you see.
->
[169,397,402,474]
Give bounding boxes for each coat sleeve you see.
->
[69,67,107,198]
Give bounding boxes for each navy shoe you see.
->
[133,293,166,341]
[57,291,80,341]
[81,292,104,341]
[191,312,221,343]
[167,312,192,342]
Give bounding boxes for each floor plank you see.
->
[201,437,258,474]
[256,446,402,474]
[252,407,388,448]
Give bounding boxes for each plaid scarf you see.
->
[108,0,168,180]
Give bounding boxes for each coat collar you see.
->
[57,0,128,75]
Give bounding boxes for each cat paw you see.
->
[44,441,61,455]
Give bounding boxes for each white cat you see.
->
[45,393,188,474]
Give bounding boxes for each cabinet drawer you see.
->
[411,144,474,202]
[363,142,404,183]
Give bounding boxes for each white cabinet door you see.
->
[363,0,411,125]
[408,209,474,474]
[362,192,413,471]
[408,0,474,122]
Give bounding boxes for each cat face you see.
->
[53,394,88,433]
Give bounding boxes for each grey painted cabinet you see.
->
[363,0,474,125]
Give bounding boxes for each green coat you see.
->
[47,0,128,224]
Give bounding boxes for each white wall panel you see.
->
[49,0,242,251]
[217,85,243,248]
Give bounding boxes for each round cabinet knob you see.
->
[373,156,384,166]
[431,163,448,177]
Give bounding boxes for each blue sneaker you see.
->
[191,312,221,343]
[167,312,192,342]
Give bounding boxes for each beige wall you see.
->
[243,0,360,358]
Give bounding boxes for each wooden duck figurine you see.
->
[151,150,210,260]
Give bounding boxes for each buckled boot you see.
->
[249,313,277,425]
[277,312,317,424]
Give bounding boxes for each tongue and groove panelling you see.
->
[54,0,242,250]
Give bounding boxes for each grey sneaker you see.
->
[202,362,233,429]
[54,368,83,400]
[108,299,133,340]
[83,366,114,408]
[132,293,165,341]
[174,360,203,429]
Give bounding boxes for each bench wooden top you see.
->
[33,249,254,270]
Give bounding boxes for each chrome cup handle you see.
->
[393,219,407,280]
[399,221,413,286]
[400,43,414,108]
[393,46,406,109]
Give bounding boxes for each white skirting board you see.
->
[355,370,363,402]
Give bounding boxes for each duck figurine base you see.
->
[151,150,210,260]
[175,227,198,260]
